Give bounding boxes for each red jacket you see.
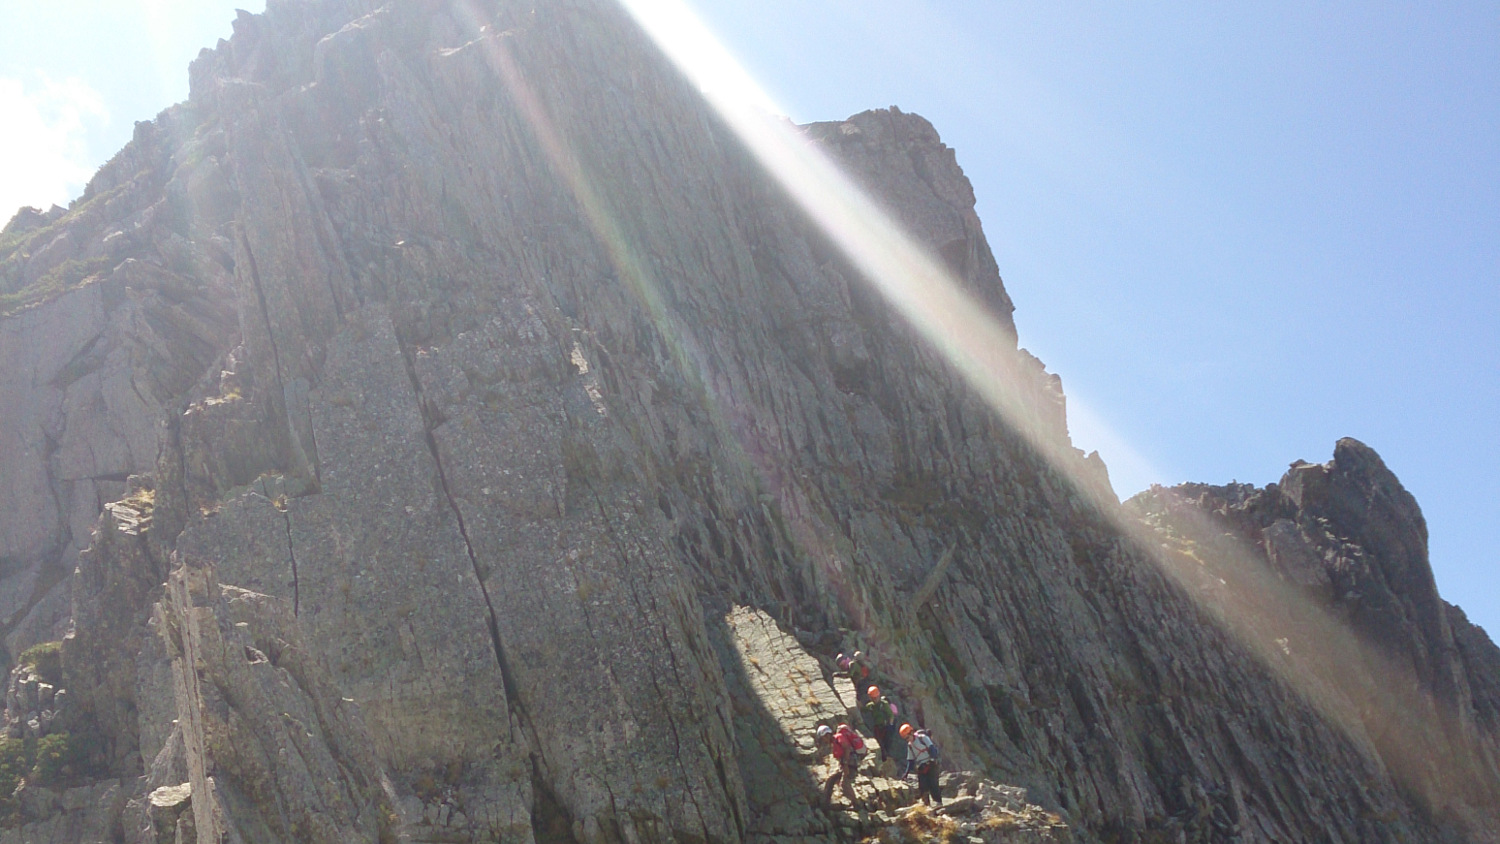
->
[831,726,864,763]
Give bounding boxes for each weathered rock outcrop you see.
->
[158,562,395,844]
[1128,439,1500,836]
[1,1,1498,843]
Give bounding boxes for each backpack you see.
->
[915,730,940,762]
[851,661,871,684]
[836,726,867,762]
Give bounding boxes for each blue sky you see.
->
[2,2,1496,638]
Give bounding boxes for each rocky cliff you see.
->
[0,1,1497,843]
[1127,440,1500,837]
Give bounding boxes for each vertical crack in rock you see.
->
[238,230,288,411]
[291,180,348,323]
[530,753,581,844]
[236,226,322,489]
[394,339,522,713]
[427,426,512,694]
[127,376,155,429]
[582,477,719,843]
[713,752,742,837]
[300,381,325,493]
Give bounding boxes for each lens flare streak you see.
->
[613,0,1498,825]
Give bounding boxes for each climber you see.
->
[901,723,942,807]
[817,723,867,809]
[838,650,874,696]
[860,685,899,761]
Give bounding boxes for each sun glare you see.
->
[618,0,1101,481]
[611,0,1494,826]
[431,0,1494,827]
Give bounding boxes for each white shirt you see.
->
[908,733,935,766]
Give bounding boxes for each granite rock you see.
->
[0,1,1496,843]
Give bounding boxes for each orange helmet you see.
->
[866,685,880,700]
[899,724,914,739]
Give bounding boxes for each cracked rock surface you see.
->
[0,1,1497,843]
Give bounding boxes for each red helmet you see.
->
[867,685,880,700]
[899,723,914,739]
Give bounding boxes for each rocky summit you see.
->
[0,1,1496,843]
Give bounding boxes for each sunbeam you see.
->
[618,0,1090,481]
[612,0,1499,827]
[444,0,884,625]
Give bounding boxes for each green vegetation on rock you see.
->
[0,228,41,266]
[0,257,113,314]
[17,641,62,685]
[0,731,107,825]
[30,733,96,787]
[0,739,28,799]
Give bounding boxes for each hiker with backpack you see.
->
[900,723,942,807]
[837,651,874,698]
[861,685,900,762]
[816,723,868,809]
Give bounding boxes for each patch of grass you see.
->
[895,805,961,844]
[0,228,43,265]
[1,256,113,315]
[979,813,1020,831]
[0,731,105,808]
[0,739,28,798]
[30,733,93,787]
[17,641,62,686]
[32,256,112,294]
[0,183,125,268]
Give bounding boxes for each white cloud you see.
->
[0,75,109,226]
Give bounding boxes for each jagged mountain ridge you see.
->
[1127,439,1500,823]
[0,1,1497,842]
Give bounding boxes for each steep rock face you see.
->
[1,2,1498,843]
[158,562,396,844]
[1129,438,1500,736]
[0,110,239,661]
[1128,438,1500,835]
[0,781,123,844]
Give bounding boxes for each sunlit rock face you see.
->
[1128,439,1500,834]
[1,1,1498,842]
